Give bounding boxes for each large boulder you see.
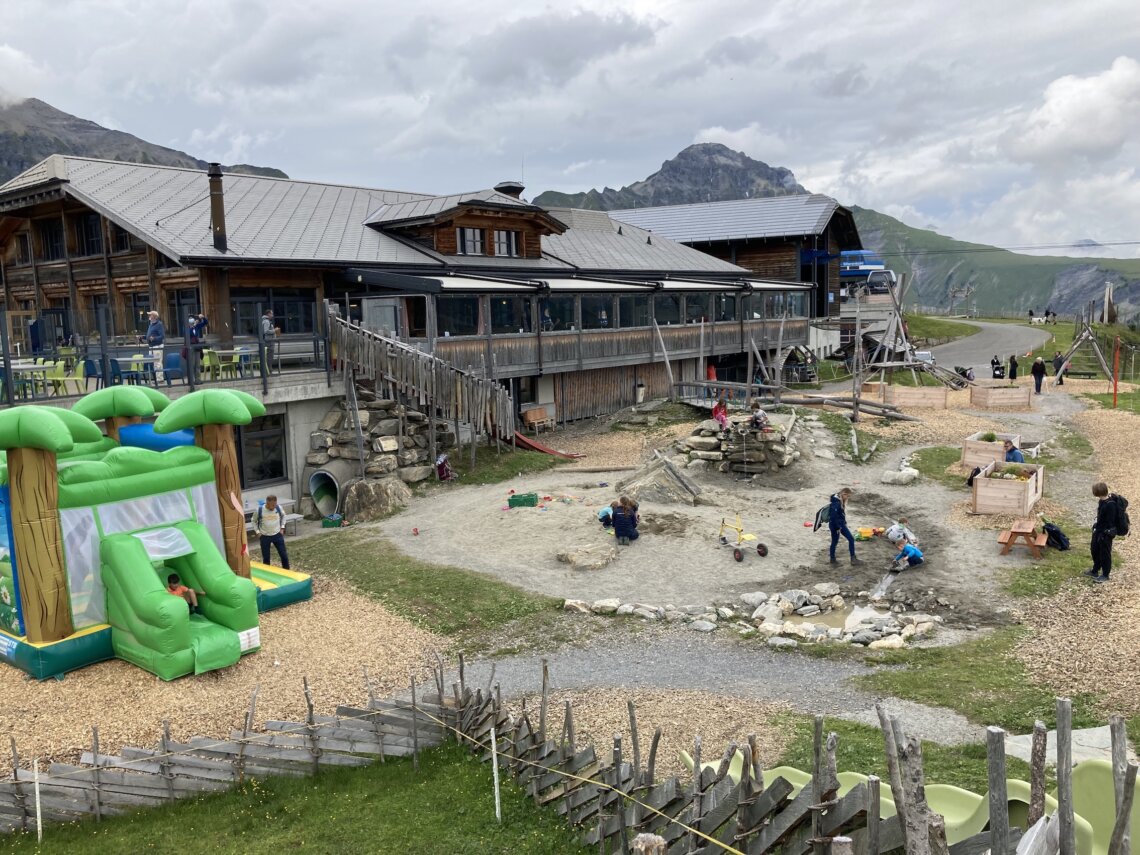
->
[881,467,920,485]
[556,544,617,571]
[342,477,412,521]
[370,418,401,436]
[397,465,434,483]
[686,436,722,451]
[373,436,400,454]
[364,457,398,476]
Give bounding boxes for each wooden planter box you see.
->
[971,461,1045,516]
[860,382,886,401]
[883,386,948,409]
[970,385,1032,409]
[961,432,1022,469]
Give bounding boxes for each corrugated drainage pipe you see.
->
[309,459,361,517]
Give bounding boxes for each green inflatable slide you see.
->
[101,521,260,680]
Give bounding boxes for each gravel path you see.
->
[457,631,985,746]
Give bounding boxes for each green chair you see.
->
[46,360,68,396]
[219,351,240,379]
[1067,759,1139,855]
[201,349,221,381]
[1006,779,1094,855]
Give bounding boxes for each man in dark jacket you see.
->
[1053,351,1065,385]
[828,488,862,565]
[1031,357,1047,394]
[1008,354,1019,380]
[1085,481,1118,582]
[145,310,165,383]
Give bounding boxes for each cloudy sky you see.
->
[4,0,1140,256]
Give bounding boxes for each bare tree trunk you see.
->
[198,424,251,578]
[8,448,74,642]
[105,415,141,443]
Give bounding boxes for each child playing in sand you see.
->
[749,402,770,430]
[885,518,918,546]
[166,573,203,611]
[893,541,924,571]
[612,496,640,545]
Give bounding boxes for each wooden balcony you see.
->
[422,318,809,377]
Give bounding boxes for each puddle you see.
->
[781,603,891,631]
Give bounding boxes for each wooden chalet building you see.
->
[609,195,864,356]
[0,157,842,505]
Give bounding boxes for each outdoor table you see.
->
[9,363,49,399]
[997,517,1047,559]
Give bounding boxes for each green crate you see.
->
[508,492,539,508]
[321,514,344,528]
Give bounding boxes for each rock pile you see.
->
[674,416,799,475]
[306,386,456,486]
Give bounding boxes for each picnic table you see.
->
[997,517,1048,559]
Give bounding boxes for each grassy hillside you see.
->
[853,207,1140,317]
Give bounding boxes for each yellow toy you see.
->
[718,514,769,562]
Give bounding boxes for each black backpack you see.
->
[966,466,982,487]
[1043,521,1070,551]
[1113,494,1130,536]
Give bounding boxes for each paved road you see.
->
[931,320,1055,377]
[456,633,985,746]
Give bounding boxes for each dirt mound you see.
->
[640,512,691,537]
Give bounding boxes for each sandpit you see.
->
[0,577,444,764]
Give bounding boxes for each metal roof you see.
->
[363,190,536,225]
[608,195,848,244]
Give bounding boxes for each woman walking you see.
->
[828,488,863,566]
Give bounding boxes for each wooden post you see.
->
[197,423,250,577]
[1028,720,1048,825]
[986,726,1010,855]
[1108,763,1137,855]
[91,726,103,821]
[652,321,676,401]
[410,672,420,773]
[7,447,74,642]
[538,658,549,743]
[876,705,909,851]
[867,775,882,855]
[10,738,28,831]
[160,720,175,802]
[1109,715,1133,855]
[1057,698,1075,855]
[614,735,630,854]
[645,728,661,789]
[627,701,641,787]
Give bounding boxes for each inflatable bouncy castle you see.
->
[0,387,310,680]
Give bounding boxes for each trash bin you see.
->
[635,383,646,404]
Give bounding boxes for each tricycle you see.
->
[718,514,768,562]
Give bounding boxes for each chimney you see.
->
[494,180,525,200]
[207,163,227,252]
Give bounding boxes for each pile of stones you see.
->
[673,416,799,475]
[561,582,943,649]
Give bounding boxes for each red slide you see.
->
[512,431,584,459]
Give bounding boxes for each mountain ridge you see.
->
[0,97,287,186]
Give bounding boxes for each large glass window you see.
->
[37,219,65,261]
[74,213,104,257]
[787,291,808,317]
[580,295,612,329]
[765,292,786,319]
[456,227,485,255]
[111,224,133,253]
[540,297,575,331]
[490,296,532,334]
[654,294,681,325]
[714,294,737,321]
[14,233,31,266]
[231,289,316,335]
[685,293,710,324]
[619,294,649,328]
[437,295,480,336]
[743,294,763,320]
[237,415,287,487]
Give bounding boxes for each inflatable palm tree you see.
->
[0,406,103,642]
[73,386,172,441]
[154,390,266,578]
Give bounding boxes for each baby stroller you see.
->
[436,453,458,482]
[991,364,1006,380]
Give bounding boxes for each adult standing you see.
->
[1053,351,1065,385]
[255,495,290,569]
[828,487,863,566]
[990,355,1002,379]
[705,359,717,400]
[1031,357,1047,394]
[185,314,203,382]
[1008,354,1019,381]
[145,310,165,384]
[1085,482,1122,583]
[261,309,277,374]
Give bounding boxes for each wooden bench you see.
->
[522,408,555,434]
[996,531,1013,545]
[998,519,1048,559]
[1065,371,1096,379]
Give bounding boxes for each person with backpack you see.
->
[255,494,291,569]
[827,488,863,566]
[1086,482,1129,582]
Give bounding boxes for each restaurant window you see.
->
[765,292,786,319]
[37,219,65,261]
[112,224,133,253]
[231,289,315,335]
[13,233,32,266]
[787,291,808,317]
[540,296,575,331]
[653,294,681,325]
[74,212,104,257]
[494,230,520,258]
[714,294,737,321]
[618,294,649,328]
[490,295,532,334]
[580,295,612,329]
[237,415,287,487]
[684,293,710,324]
[437,294,480,336]
[456,227,485,256]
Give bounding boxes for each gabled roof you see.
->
[609,194,858,245]
[0,156,749,276]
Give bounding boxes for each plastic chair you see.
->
[82,358,104,390]
[129,353,150,384]
[162,352,186,385]
[63,359,85,395]
[218,351,240,379]
[236,346,260,376]
[200,349,221,381]
[46,360,69,396]
[1068,759,1139,855]
[0,369,31,401]
[108,359,135,386]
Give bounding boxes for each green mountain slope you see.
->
[852,207,1140,316]
[0,98,287,185]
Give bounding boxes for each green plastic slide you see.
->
[100,521,259,680]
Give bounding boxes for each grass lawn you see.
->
[1084,389,1140,413]
[908,446,967,489]
[454,445,565,485]
[903,315,982,344]
[3,743,588,855]
[778,716,1032,794]
[855,629,1104,735]
[290,528,560,642]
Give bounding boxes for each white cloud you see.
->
[694,123,790,165]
